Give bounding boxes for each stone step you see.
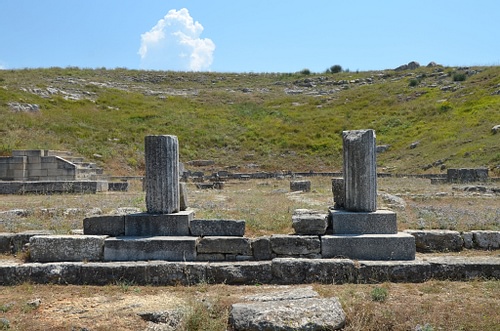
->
[104,236,198,261]
[321,232,415,260]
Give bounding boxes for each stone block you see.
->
[471,231,500,249]
[331,178,345,209]
[290,180,311,192]
[321,233,415,260]
[229,297,345,331]
[12,230,54,253]
[270,235,321,256]
[404,230,463,252]
[330,209,397,234]
[271,258,355,284]
[292,209,328,235]
[104,236,198,261]
[124,210,193,236]
[462,232,474,249]
[206,261,273,285]
[251,236,273,260]
[197,237,251,255]
[427,256,500,281]
[196,253,226,262]
[29,235,107,262]
[0,233,14,253]
[146,261,207,285]
[179,182,188,211]
[357,259,432,283]
[190,219,245,236]
[83,215,125,236]
[80,261,149,285]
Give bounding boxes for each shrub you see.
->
[326,65,343,74]
[452,72,467,82]
[299,68,311,75]
[371,286,389,302]
[409,78,419,87]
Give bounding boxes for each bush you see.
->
[299,68,311,75]
[452,72,467,82]
[409,78,419,87]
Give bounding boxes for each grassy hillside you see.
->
[1,65,499,176]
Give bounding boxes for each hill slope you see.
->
[1,66,499,176]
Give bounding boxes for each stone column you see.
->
[342,129,377,212]
[145,135,180,214]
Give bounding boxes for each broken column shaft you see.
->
[145,135,180,214]
[342,129,377,212]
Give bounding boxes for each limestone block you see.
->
[271,258,356,284]
[197,237,251,255]
[290,180,311,192]
[179,182,188,211]
[206,261,273,285]
[342,129,377,212]
[229,297,345,331]
[404,230,463,252]
[104,236,197,261]
[472,230,500,249]
[12,230,54,253]
[196,253,226,262]
[124,210,193,236]
[270,234,321,256]
[331,177,345,209]
[291,209,328,235]
[426,256,500,280]
[190,219,245,236]
[146,261,207,285]
[322,233,415,260]
[251,236,273,260]
[331,209,397,234]
[462,232,474,249]
[83,215,125,236]
[357,259,432,283]
[145,135,180,214]
[29,235,107,262]
[0,233,14,253]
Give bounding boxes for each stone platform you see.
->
[1,256,499,286]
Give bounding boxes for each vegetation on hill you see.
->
[1,65,499,176]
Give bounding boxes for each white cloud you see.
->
[139,8,215,71]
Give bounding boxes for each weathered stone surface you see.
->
[292,209,328,235]
[0,233,14,253]
[271,258,356,284]
[83,215,125,236]
[206,261,273,285]
[251,236,273,260]
[427,256,500,280]
[243,286,318,301]
[331,177,345,209]
[29,235,107,262]
[462,232,474,249]
[322,233,415,260]
[190,219,245,236]
[330,209,397,234]
[197,237,251,255]
[357,259,432,283]
[11,230,54,253]
[471,230,500,249]
[342,129,377,212]
[447,168,489,183]
[124,211,193,236]
[290,180,311,192]
[179,182,188,211]
[195,253,226,262]
[229,297,345,331]
[146,261,207,285]
[270,235,321,256]
[404,230,463,252]
[104,236,197,261]
[145,135,180,214]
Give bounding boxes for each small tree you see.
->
[326,64,342,74]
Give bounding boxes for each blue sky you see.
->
[1,0,499,73]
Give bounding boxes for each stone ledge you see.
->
[1,257,499,286]
[190,219,245,236]
[330,209,397,234]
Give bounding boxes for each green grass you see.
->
[1,66,499,175]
